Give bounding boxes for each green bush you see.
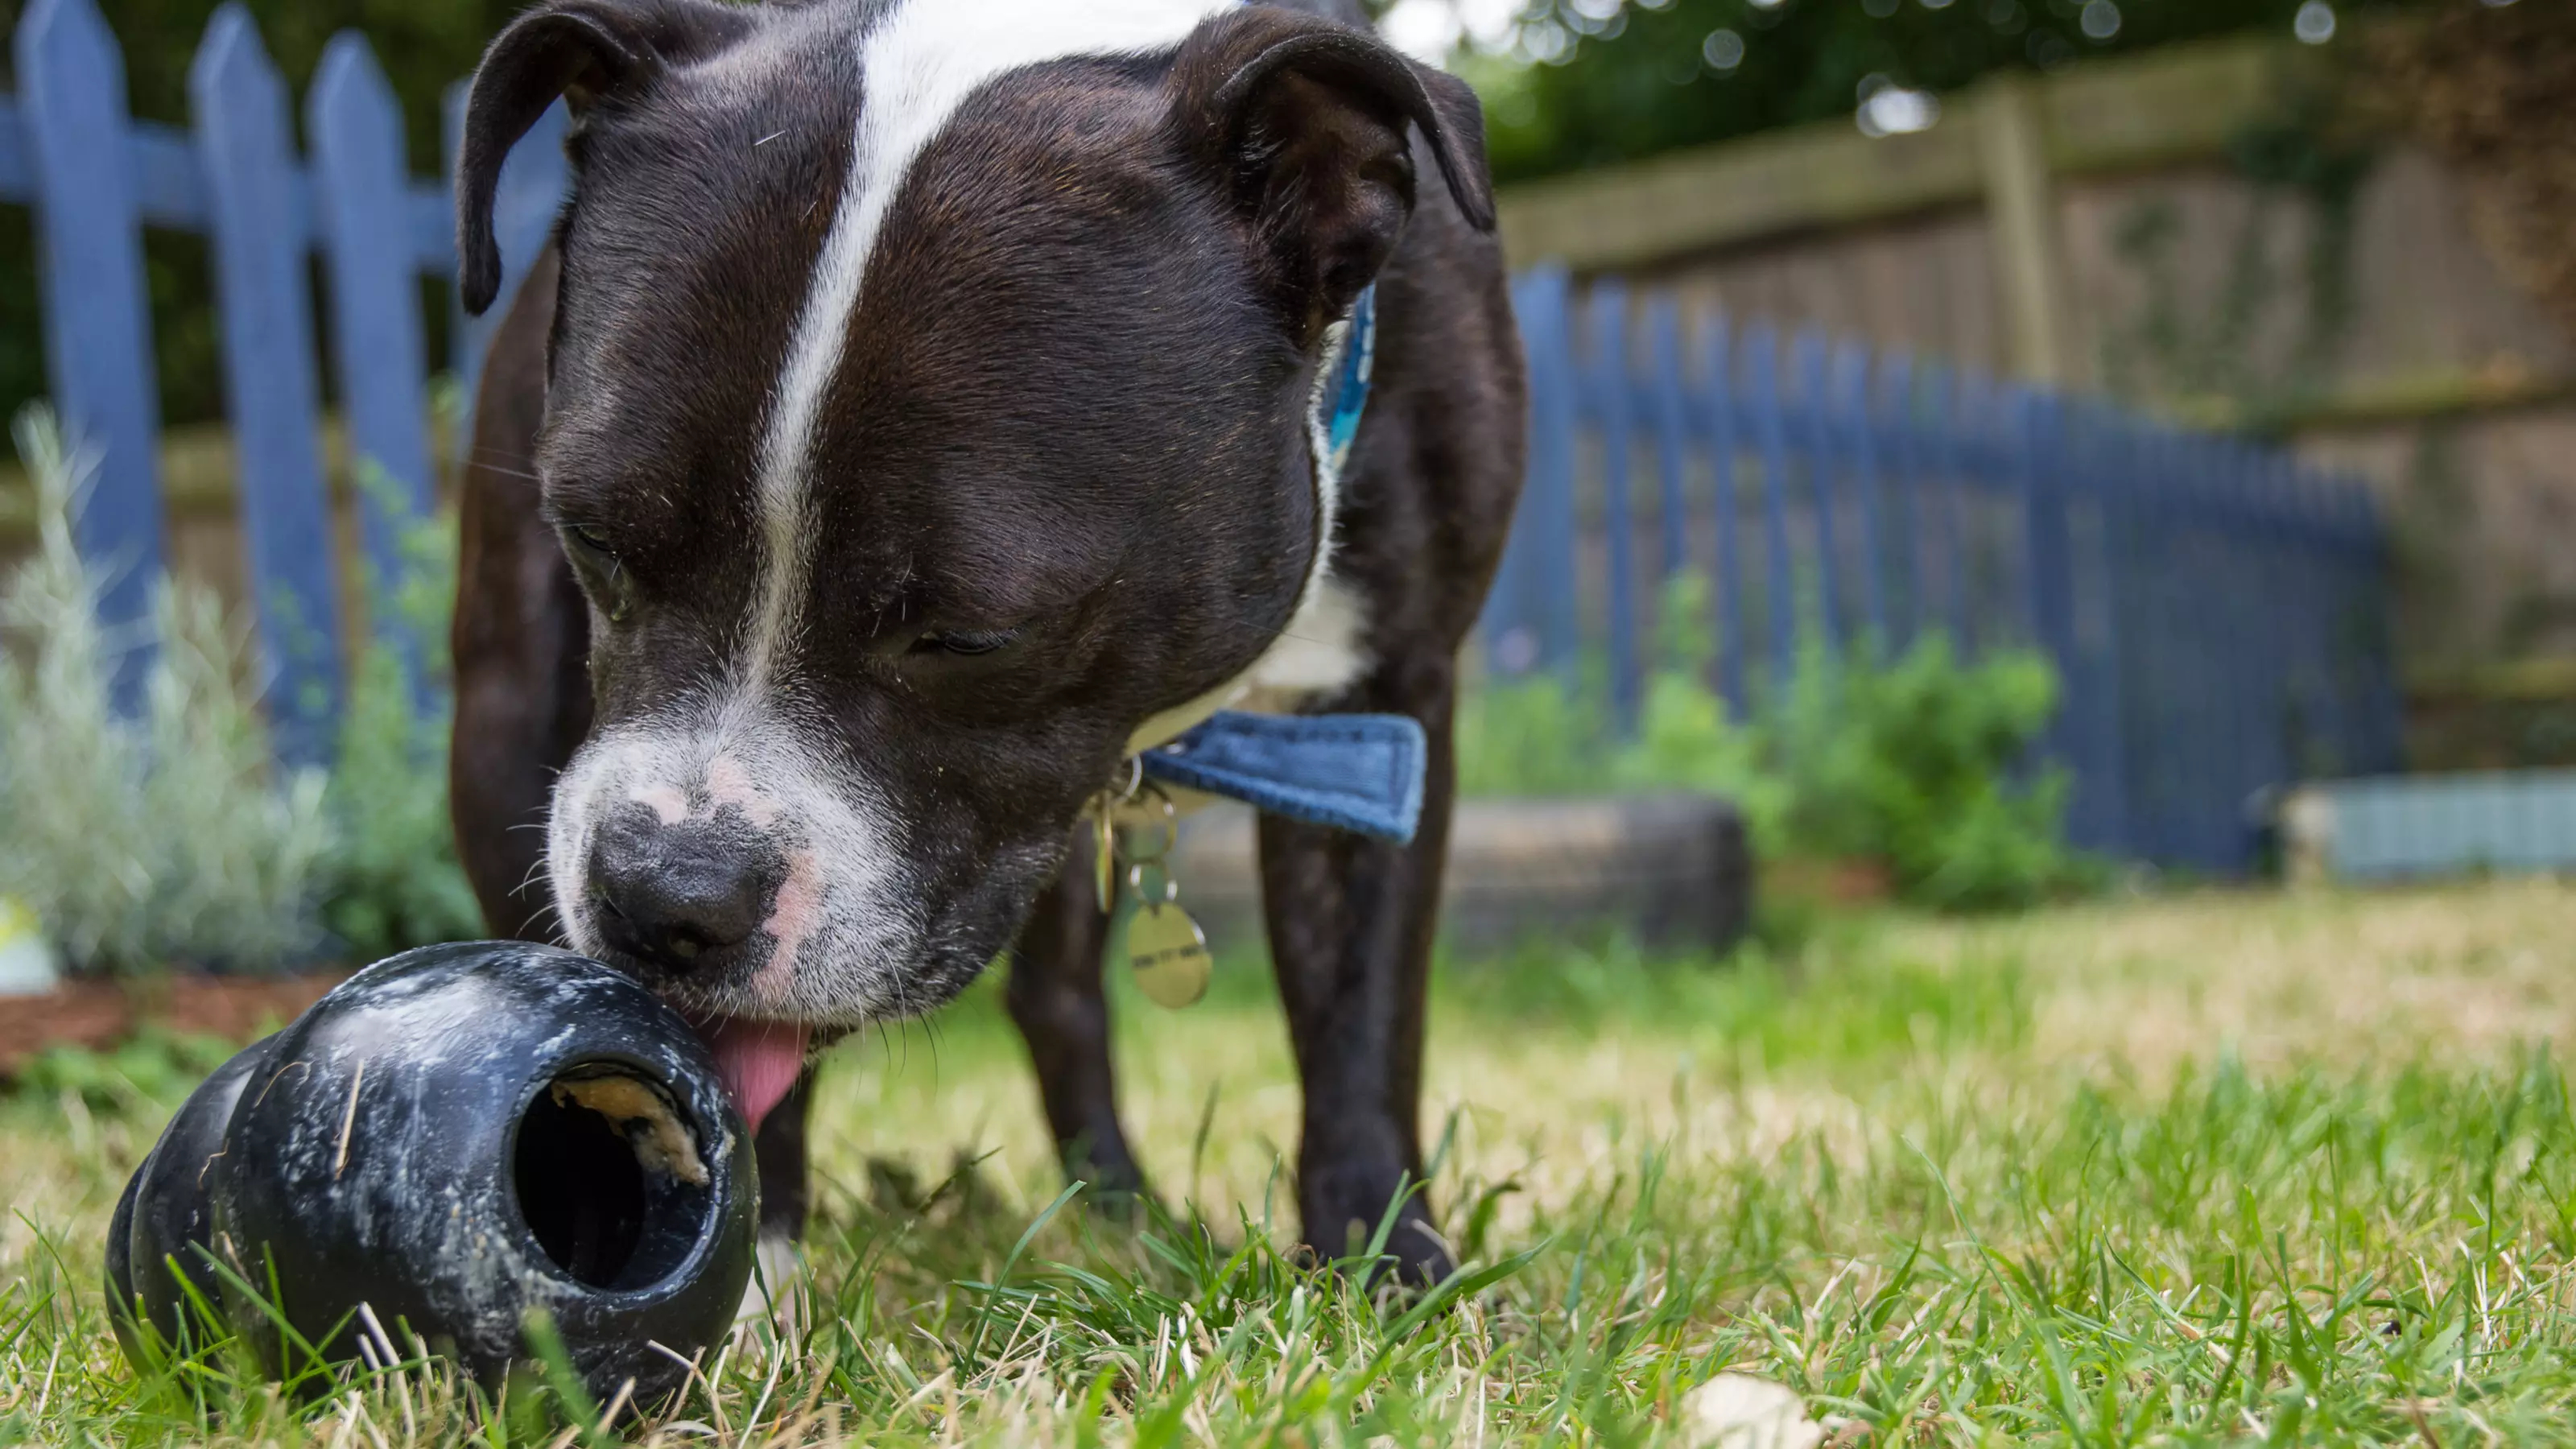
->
[1457,574,2090,913]
[0,407,481,976]
[1765,630,2085,913]
[0,407,334,975]
[317,465,482,960]
[13,1028,240,1113]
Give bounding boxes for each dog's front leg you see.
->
[1261,680,1457,1285]
[1007,830,1146,1203]
[738,1071,816,1324]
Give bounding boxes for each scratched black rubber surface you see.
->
[106,942,755,1404]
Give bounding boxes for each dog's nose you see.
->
[587,807,778,974]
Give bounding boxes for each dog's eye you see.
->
[559,524,635,622]
[912,628,1020,658]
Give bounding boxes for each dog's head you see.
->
[454,0,1492,1113]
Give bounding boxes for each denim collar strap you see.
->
[1141,709,1426,844]
[1111,287,1418,844]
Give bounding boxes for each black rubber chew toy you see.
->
[105,942,757,1404]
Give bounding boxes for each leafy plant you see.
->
[316,464,481,960]
[1455,659,1616,798]
[1605,573,1791,838]
[0,406,334,976]
[1443,0,2423,187]
[12,1029,239,1113]
[1458,572,2088,911]
[1765,629,2085,912]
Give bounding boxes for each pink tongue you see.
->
[699,1017,811,1137]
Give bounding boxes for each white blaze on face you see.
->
[553,1,1254,1016]
[738,0,1240,704]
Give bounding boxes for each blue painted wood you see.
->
[190,4,342,766]
[16,0,167,670]
[1699,312,1748,715]
[312,32,439,601]
[1513,266,1583,677]
[1918,363,1968,647]
[407,183,450,273]
[2075,404,2132,857]
[128,121,220,229]
[2217,439,2272,870]
[1477,275,1536,665]
[1589,283,1641,733]
[1532,268,1585,678]
[1480,273,1551,671]
[0,109,31,194]
[2144,425,2203,865]
[1791,328,1839,653]
[1875,350,1919,648]
[19,111,390,266]
[2109,416,2164,861]
[2194,431,2253,869]
[1644,298,1692,585]
[1973,378,2016,647]
[1743,321,1797,686]
[2246,440,2287,815]
[2282,455,2341,780]
[2128,423,2178,863]
[1832,341,1888,650]
[444,82,570,402]
[2013,390,2080,788]
[2176,430,2231,869]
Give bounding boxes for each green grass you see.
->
[9,880,2576,1443]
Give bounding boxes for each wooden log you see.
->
[1168,795,1752,960]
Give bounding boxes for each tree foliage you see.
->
[1461,0,2428,184]
[2371,0,2576,336]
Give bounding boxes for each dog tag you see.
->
[1123,901,1212,1009]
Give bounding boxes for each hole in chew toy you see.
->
[514,1067,713,1290]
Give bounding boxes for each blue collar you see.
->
[1143,708,1425,844]
[1128,286,1426,846]
[1319,283,1377,478]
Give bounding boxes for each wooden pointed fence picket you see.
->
[0,0,564,763]
[1481,267,2406,873]
[0,0,2403,873]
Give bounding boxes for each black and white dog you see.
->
[448,0,1524,1284]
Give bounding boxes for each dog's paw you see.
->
[1301,1160,1455,1286]
[1060,1137,1150,1212]
[733,1230,805,1339]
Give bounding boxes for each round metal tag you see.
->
[1123,902,1212,1009]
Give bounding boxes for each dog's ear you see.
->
[1170,8,1496,342]
[455,0,753,316]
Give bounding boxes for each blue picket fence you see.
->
[1481,269,2405,872]
[1,0,2401,872]
[0,0,566,763]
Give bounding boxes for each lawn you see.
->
[8,879,2576,1445]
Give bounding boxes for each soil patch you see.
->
[0,972,346,1077]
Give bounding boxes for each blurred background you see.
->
[0,0,2570,993]
[12,11,2576,1437]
